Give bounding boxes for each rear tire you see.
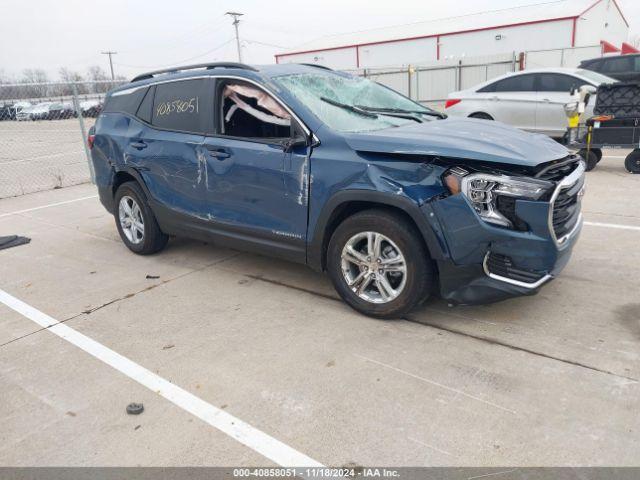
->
[114,181,168,255]
[469,112,494,120]
[625,150,640,174]
[578,149,598,172]
[327,209,434,319]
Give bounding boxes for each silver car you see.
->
[445,68,616,139]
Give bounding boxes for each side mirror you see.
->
[282,135,308,153]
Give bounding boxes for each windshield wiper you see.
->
[320,97,378,118]
[355,107,423,123]
[356,105,447,119]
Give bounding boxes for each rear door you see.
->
[485,74,538,131]
[534,73,587,138]
[201,78,310,262]
[131,78,213,222]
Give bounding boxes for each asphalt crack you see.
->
[0,251,243,349]
[241,274,638,383]
[403,315,638,383]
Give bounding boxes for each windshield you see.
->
[576,69,616,85]
[274,72,438,132]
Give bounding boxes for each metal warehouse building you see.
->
[275,0,629,69]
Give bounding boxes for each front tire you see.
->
[114,181,168,255]
[327,209,434,319]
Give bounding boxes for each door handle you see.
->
[208,149,230,160]
[542,98,551,102]
[130,141,147,150]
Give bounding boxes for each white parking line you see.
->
[0,288,323,467]
[0,195,98,218]
[584,221,640,232]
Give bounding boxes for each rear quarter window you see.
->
[136,86,155,124]
[152,79,211,134]
[103,87,148,115]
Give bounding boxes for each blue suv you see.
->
[90,62,585,318]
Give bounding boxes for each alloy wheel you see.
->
[118,195,145,245]
[340,231,407,304]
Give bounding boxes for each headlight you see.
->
[443,167,553,228]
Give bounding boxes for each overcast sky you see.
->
[2,0,639,80]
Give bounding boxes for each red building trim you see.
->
[611,0,630,27]
[275,16,575,60]
[601,40,621,54]
[578,0,629,28]
[621,42,640,54]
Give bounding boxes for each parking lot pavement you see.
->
[1,154,639,467]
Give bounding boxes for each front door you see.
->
[202,78,310,261]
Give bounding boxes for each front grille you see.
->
[535,156,581,182]
[551,172,584,241]
[485,253,545,284]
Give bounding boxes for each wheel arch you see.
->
[468,111,494,120]
[112,167,153,200]
[308,190,447,272]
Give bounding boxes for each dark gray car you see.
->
[580,54,640,83]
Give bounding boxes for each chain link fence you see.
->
[346,45,601,108]
[0,80,124,199]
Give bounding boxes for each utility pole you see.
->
[101,51,117,79]
[225,12,244,62]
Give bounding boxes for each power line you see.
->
[100,51,117,79]
[243,39,289,50]
[113,37,235,70]
[117,15,229,54]
[225,12,244,62]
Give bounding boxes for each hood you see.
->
[343,117,568,167]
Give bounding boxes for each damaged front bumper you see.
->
[424,190,582,305]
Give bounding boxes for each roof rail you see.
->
[131,62,258,83]
[299,63,333,71]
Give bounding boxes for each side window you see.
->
[602,56,632,74]
[152,79,210,134]
[492,74,535,92]
[217,80,293,140]
[634,56,640,72]
[536,74,578,92]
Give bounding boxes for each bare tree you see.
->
[21,69,49,98]
[58,67,87,95]
[86,65,112,93]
